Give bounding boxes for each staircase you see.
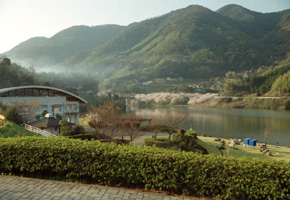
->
[25,124,57,137]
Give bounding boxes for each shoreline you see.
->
[131,94,290,110]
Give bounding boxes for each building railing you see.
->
[25,124,57,137]
[0,114,7,128]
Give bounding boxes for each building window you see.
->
[52,105,63,113]
[39,105,48,112]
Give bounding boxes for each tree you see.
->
[120,114,142,142]
[59,120,70,136]
[1,106,23,125]
[264,127,271,148]
[41,110,48,117]
[154,111,188,141]
[150,120,163,140]
[14,100,41,123]
[56,114,62,120]
[86,103,120,142]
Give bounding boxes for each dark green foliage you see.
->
[172,131,207,154]
[69,125,85,136]
[144,138,169,148]
[0,105,23,125]
[59,120,70,136]
[0,57,99,96]
[41,110,48,117]
[2,5,289,93]
[224,63,290,96]
[68,133,97,140]
[285,100,290,110]
[0,137,289,200]
[55,114,62,120]
[0,58,36,88]
[63,5,289,92]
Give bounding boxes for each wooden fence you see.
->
[0,114,7,128]
[25,124,57,137]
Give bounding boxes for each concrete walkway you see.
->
[0,175,204,200]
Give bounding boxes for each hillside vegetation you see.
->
[3,25,124,67]
[224,62,290,96]
[2,4,290,93]
[0,57,99,93]
[0,121,39,138]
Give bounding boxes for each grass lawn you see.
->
[197,136,290,162]
[0,121,40,138]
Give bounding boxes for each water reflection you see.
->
[129,107,290,146]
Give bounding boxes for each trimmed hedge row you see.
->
[0,137,289,200]
[144,138,169,148]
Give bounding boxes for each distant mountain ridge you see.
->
[3,25,125,67]
[2,4,289,92]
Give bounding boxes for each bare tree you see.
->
[156,111,188,141]
[86,103,120,142]
[14,100,41,123]
[264,127,271,147]
[120,114,142,142]
[86,107,100,136]
[150,120,163,140]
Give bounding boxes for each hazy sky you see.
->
[0,0,289,54]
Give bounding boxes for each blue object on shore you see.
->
[243,138,251,145]
[249,139,258,146]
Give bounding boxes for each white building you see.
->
[0,86,87,124]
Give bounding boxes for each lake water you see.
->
[128,107,290,146]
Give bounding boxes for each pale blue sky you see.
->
[0,0,289,53]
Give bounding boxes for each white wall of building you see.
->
[0,96,80,124]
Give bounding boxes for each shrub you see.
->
[69,125,85,136]
[59,120,70,136]
[68,133,97,140]
[185,130,197,138]
[1,106,23,125]
[144,138,169,148]
[0,137,289,200]
[172,131,207,154]
[55,114,62,120]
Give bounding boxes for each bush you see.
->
[144,138,169,148]
[69,125,85,136]
[0,137,289,200]
[59,120,70,136]
[185,130,197,138]
[68,133,97,140]
[1,106,23,125]
[172,131,207,154]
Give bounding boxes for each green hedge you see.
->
[0,137,289,199]
[144,138,169,148]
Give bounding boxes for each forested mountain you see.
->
[224,62,290,96]
[3,25,124,68]
[2,4,290,92]
[0,58,37,88]
[0,57,98,94]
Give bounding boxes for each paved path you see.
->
[0,175,203,200]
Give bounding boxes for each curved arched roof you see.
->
[0,86,88,104]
